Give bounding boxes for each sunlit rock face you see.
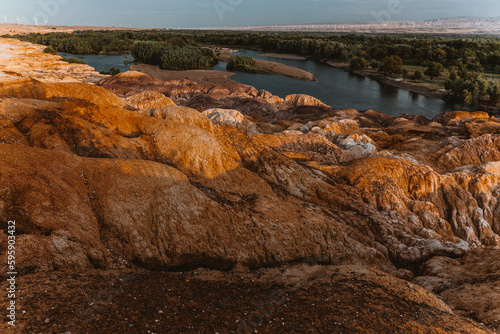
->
[0,37,499,332]
[0,38,105,83]
[124,90,176,110]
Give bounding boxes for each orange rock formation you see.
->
[0,37,498,333]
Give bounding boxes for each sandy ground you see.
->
[0,23,144,35]
[254,59,315,81]
[220,55,315,81]
[131,57,315,85]
[130,63,238,85]
[2,23,499,37]
[218,47,239,55]
[258,53,307,60]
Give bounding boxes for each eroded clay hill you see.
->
[0,38,499,333]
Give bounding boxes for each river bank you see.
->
[219,55,315,82]
[242,52,448,100]
[326,61,500,115]
[130,57,315,85]
[130,63,238,85]
[325,61,446,100]
[257,53,307,60]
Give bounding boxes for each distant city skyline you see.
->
[0,0,499,28]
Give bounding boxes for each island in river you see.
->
[129,54,315,85]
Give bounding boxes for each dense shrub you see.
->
[43,46,57,54]
[132,41,218,70]
[100,67,121,75]
[412,70,423,80]
[379,56,402,76]
[349,57,368,71]
[424,62,444,79]
[61,57,86,64]
[226,55,274,74]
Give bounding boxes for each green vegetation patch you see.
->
[226,55,272,74]
[132,41,218,70]
[61,57,86,64]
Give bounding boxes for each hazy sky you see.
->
[1,0,499,28]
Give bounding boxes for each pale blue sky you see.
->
[0,0,499,28]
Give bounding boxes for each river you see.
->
[59,50,456,118]
[213,50,456,118]
[58,52,132,74]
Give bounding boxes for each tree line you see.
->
[10,30,500,72]
[7,31,197,54]
[189,31,500,73]
[8,30,218,71]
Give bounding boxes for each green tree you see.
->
[457,64,471,81]
[380,56,402,76]
[445,72,489,108]
[448,69,458,81]
[424,62,444,80]
[369,61,381,70]
[226,55,272,74]
[349,57,368,71]
[132,42,218,70]
[100,67,121,75]
[411,70,423,80]
[488,81,500,105]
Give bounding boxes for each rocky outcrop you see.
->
[414,248,500,331]
[3,75,499,275]
[202,108,258,133]
[98,71,335,120]
[124,90,176,110]
[0,38,105,83]
[284,93,327,108]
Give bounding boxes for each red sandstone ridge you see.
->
[0,37,499,333]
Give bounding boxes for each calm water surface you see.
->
[58,52,131,74]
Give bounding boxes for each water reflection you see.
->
[378,82,399,97]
